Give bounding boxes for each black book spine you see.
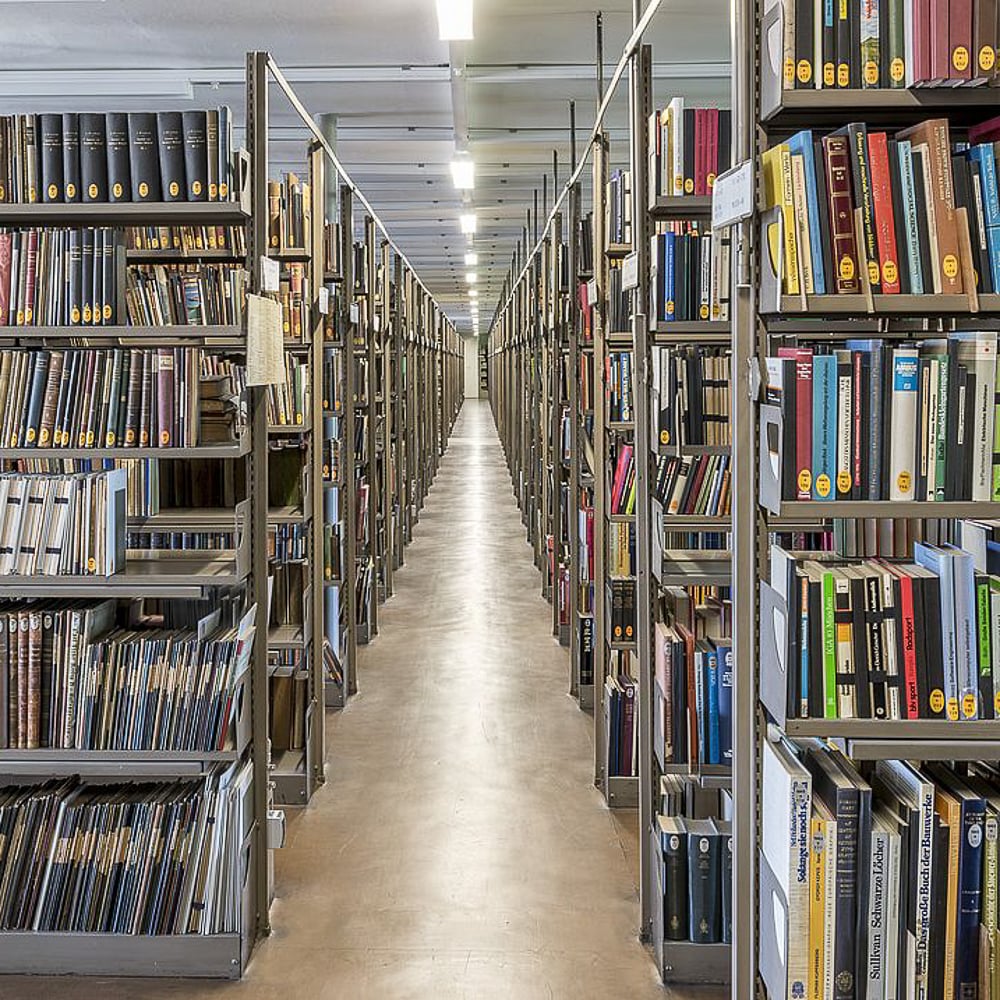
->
[156,112,186,203]
[910,150,934,294]
[61,113,80,203]
[795,0,816,85]
[80,229,95,326]
[813,138,836,291]
[68,229,82,326]
[38,114,64,203]
[181,111,208,202]
[969,157,995,295]
[844,123,879,292]
[921,574,946,718]
[126,112,160,202]
[849,0,862,85]
[662,826,689,940]
[79,114,107,203]
[682,109,696,196]
[927,816,950,999]
[850,574,872,717]
[687,830,721,942]
[887,140,910,294]
[836,0,852,86]
[105,112,131,203]
[915,358,930,503]
[963,370,977,500]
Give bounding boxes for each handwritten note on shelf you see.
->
[246,294,284,386]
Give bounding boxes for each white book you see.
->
[888,347,920,501]
[926,357,939,500]
[790,153,815,294]
[0,477,27,575]
[667,97,684,196]
[761,735,812,1000]
[953,331,998,500]
[836,351,853,499]
[866,821,888,1000]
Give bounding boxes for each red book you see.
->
[970,115,1000,144]
[779,347,814,500]
[706,108,719,190]
[867,132,901,294]
[929,0,951,81]
[881,563,920,718]
[675,622,698,764]
[611,444,633,512]
[852,351,864,496]
[0,234,10,327]
[693,109,705,196]
[682,456,709,514]
[23,230,38,326]
[950,0,974,81]
[911,0,932,82]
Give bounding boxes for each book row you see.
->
[652,345,732,449]
[608,520,635,577]
[762,740,1000,1000]
[0,348,240,451]
[606,170,633,248]
[648,101,733,200]
[763,118,1000,299]
[267,173,310,252]
[0,109,237,205]
[0,470,124,577]
[654,622,733,767]
[270,670,308,754]
[769,528,1000,722]
[277,263,308,342]
[770,0,1000,89]
[654,454,733,517]
[607,349,634,423]
[0,762,249,934]
[265,356,309,428]
[766,332,1000,503]
[609,576,637,645]
[650,224,732,324]
[610,442,636,516]
[0,601,254,752]
[125,225,246,255]
[657,814,733,944]
[268,523,308,563]
[606,671,637,776]
[126,263,247,327]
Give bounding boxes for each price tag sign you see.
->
[350,302,360,324]
[318,286,330,315]
[260,255,280,293]
[622,252,639,291]
[586,279,598,306]
[712,159,753,230]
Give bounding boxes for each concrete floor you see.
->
[0,399,724,999]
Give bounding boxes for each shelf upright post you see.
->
[393,254,405,572]
[340,185,359,696]
[364,217,379,636]
[381,241,394,599]
[308,140,326,783]
[592,128,610,788]
[568,182,581,696]
[631,36,654,943]
[246,48,272,938]
[552,210,564,638]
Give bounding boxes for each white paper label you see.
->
[622,252,639,291]
[318,286,330,315]
[712,159,753,230]
[350,302,360,324]
[260,255,280,293]
[586,279,598,306]
[246,294,284,386]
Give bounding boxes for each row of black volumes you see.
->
[655,454,732,517]
[267,173,310,251]
[276,263,308,342]
[763,118,1000,301]
[126,225,246,255]
[761,740,1000,1000]
[0,109,236,205]
[652,344,731,449]
[607,264,631,332]
[323,524,341,582]
[766,332,1000,504]
[606,169,633,248]
[655,621,733,767]
[266,356,308,428]
[606,670,637,776]
[323,435,341,484]
[769,529,1000,722]
[126,263,247,327]
[322,283,342,342]
[0,348,239,450]
[769,0,1000,89]
[0,470,124,577]
[126,530,234,551]
[322,352,343,413]
[0,228,114,327]
[269,563,305,633]
[268,523,308,562]
[609,576,637,644]
[270,669,307,753]
[0,600,254,751]
[648,102,733,201]
[323,222,341,276]
[579,614,595,685]
[657,815,732,944]
[650,223,731,324]
[578,213,594,274]
[0,762,249,934]
[607,350,633,422]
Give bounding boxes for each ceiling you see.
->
[0,0,730,334]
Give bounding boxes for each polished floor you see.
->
[2,399,721,999]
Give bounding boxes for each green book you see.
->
[822,569,837,718]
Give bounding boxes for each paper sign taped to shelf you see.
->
[350,302,360,324]
[318,286,330,315]
[260,255,280,293]
[622,252,639,291]
[246,294,284,385]
[586,279,598,306]
[712,159,753,230]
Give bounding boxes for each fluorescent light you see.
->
[466,272,477,284]
[459,212,477,235]
[450,156,475,190]
[469,289,479,297]
[436,0,473,40]
[464,252,478,266]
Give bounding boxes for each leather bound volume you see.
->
[105,112,131,202]
[687,820,721,943]
[911,0,932,82]
[79,113,107,202]
[67,229,82,326]
[15,611,27,749]
[929,0,951,80]
[821,134,862,293]
[181,110,208,202]
[23,351,48,445]
[155,111,186,202]
[38,114,64,203]
[268,180,281,247]
[38,350,64,447]
[76,351,96,446]
[61,113,80,202]
[682,108,696,195]
[0,612,8,749]
[5,617,15,747]
[138,350,152,446]
[123,348,142,446]
[0,234,10,326]
[206,108,219,200]
[39,611,52,747]
[897,119,963,293]
[868,132,902,294]
[115,349,132,446]
[693,109,705,196]
[91,228,103,327]
[659,816,689,941]
[80,229,94,325]
[974,0,999,81]
[834,123,879,291]
[706,107,719,188]
[950,0,974,81]
[126,112,160,202]
[101,227,114,323]
[794,0,815,85]
[156,349,174,447]
[26,610,40,750]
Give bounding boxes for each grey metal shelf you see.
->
[268,624,306,649]
[772,499,1000,519]
[776,717,1000,741]
[661,763,732,788]
[659,552,731,587]
[605,774,639,808]
[0,749,240,777]
[0,433,250,461]
[126,249,245,263]
[0,201,250,227]
[0,323,244,346]
[652,321,731,343]
[768,292,998,316]
[648,195,713,218]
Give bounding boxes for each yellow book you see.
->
[808,801,837,1000]
[761,143,801,295]
[934,785,962,1000]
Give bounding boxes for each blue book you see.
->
[786,130,826,295]
[846,339,885,499]
[714,641,732,765]
[694,646,706,765]
[969,144,1000,292]
[663,232,676,322]
[896,141,924,295]
[705,647,720,765]
[914,543,960,720]
[811,353,837,500]
[945,544,981,720]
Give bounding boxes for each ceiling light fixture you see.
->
[464,252,478,266]
[466,272,477,284]
[459,212,477,234]
[450,156,475,190]
[436,0,474,40]
[469,289,479,297]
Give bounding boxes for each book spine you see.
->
[868,132,902,293]
[823,135,862,293]
[61,113,79,203]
